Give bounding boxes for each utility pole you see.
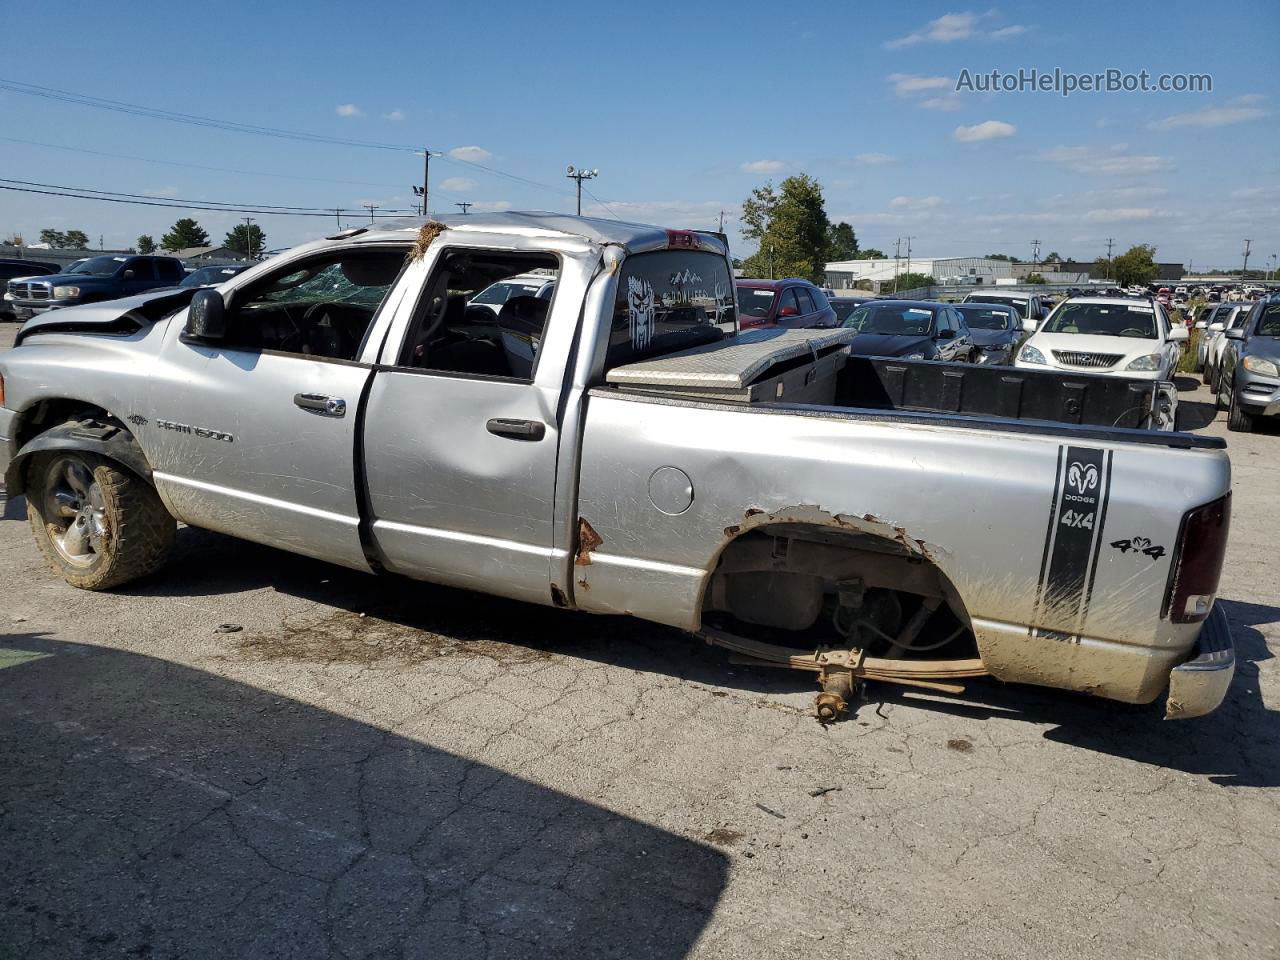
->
[413,149,441,217]
[363,204,379,224]
[455,202,472,215]
[1031,239,1041,270]
[242,217,256,259]
[768,243,775,280]
[904,236,916,282]
[1242,238,1252,282]
[717,210,726,233]
[565,165,598,216]
[892,237,902,293]
[1105,238,1114,281]
[334,209,342,230]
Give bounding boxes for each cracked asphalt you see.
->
[1,321,1277,959]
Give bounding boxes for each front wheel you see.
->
[26,451,176,590]
[1227,392,1254,433]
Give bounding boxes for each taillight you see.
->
[0,372,5,407]
[1163,494,1231,623]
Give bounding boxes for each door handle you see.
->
[294,393,347,417]
[486,418,546,441]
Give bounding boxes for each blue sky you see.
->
[1,0,1276,269]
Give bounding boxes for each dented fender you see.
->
[4,419,153,495]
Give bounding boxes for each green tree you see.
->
[890,272,934,292]
[986,253,1019,262]
[1111,244,1159,288]
[1025,272,1047,284]
[1043,251,1062,262]
[825,221,858,261]
[136,234,157,254]
[160,218,210,252]
[854,247,886,259]
[739,174,830,282]
[224,223,267,258]
[39,228,66,248]
[63,230,90,249]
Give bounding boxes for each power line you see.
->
[0,134,403,190]
[0,179,417,218]
[0,78,640,214]
[0,177,393,213]
[0,78,415,152]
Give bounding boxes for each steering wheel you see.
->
[1118,327,1146,337]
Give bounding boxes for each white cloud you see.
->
[953,120,1016,142]
[972,212,1063,224]
[1037,144,1171,175]
[889,195,944,210]
[741,160,785,174]
[887,11,981,47]
[439,177,478,192]
[921,95,963,111]
[335,103,362,117]
[1083,208,1172,223]
[1230,185,1280,200]
[1234,93,1266,105]
[1148,104,1267,130]
[854,152,896,165]
[887,73,952,96]
[449,145,492,163]
[383,109,405,121]
[470,201,513,213]
[885,11,1030,48]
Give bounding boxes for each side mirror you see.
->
[122,269,136,279]
[1168,326,1189,342]
[1209,322,1224,333]
[1021,318,1038,333]
[1194,321,1207,329]
[777,305,799,318]
[1223,327,1246,341]
[185,289,227,341]
[936,328,954,339]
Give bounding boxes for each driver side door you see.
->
[145,248,404,571]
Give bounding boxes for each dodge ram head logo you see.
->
[1067,461,1099,496]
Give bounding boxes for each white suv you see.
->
[1015,297,1187,380]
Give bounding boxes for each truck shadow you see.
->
[73,527,1280,784]
[122,525,815,698]
[868,598,1279,788]
[0,632,729,960]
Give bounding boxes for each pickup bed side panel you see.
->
[574,391,1231,703]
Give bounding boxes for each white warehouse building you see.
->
[825,256,1018,291]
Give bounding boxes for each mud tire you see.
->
[26,451,176,590]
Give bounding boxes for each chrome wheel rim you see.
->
[44,456,106,567]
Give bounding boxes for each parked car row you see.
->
[3,256,250,322]
[1211,297,1280,433]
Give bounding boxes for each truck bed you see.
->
[608,329,1182,433]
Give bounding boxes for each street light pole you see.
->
[565,165,598,216]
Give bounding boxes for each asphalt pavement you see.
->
[1,320,1276,960]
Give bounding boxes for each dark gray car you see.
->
[840,300,974,362]
[955,302,1022,365]
[1216,299,1280,432]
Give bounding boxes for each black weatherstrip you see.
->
[351,369,385,574]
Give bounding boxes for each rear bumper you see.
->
[1165,604,1235,719]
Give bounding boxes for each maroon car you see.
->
[735,278,838,329]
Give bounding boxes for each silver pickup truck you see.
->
[0,213,1235,720]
